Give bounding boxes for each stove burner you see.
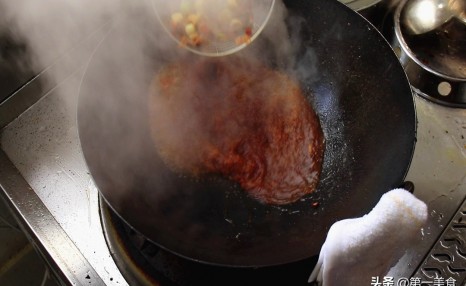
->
[99,196,317,286]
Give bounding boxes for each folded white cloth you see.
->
[308,188,428,286]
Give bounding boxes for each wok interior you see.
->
[78,0,415,267]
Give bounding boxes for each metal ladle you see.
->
[151,0,275,57]
[402,0,466,35]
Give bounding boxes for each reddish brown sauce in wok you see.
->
[149,57,324,205]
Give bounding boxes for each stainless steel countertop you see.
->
[388,96,466,282]
[0,24,127,286]
[0,19,465,286]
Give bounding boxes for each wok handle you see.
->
[399,181,415,193]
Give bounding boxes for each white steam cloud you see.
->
[0,0,318,206]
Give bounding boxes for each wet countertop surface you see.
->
[388,96,466,282]
[0,68,127,285]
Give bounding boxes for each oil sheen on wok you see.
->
[149,56,325,205]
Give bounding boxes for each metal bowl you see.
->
[392,0,466,107]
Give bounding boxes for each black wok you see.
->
[78,0,416,267]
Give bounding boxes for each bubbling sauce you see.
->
[149,57,325,205]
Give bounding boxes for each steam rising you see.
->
[0,0,301,77]
[0,0,320,205]
[1,0,123,71]
[0,0,314,107]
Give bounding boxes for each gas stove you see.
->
[0,1,465,285]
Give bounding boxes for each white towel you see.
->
[308,188,428,286]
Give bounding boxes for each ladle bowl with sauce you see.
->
[151,0,275,57]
